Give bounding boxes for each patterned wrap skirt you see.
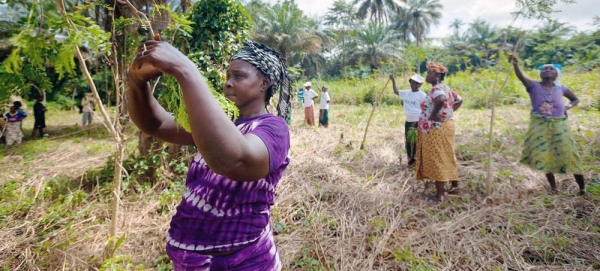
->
[415,120,459,182]
[520,112,583,174]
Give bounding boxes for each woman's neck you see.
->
[540,79,555,87]
[238,106,268,118]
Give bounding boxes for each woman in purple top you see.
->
[128,40,291,270]
[509,55,585,195]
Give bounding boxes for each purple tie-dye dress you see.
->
[167,114,290,255]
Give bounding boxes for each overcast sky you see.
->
[267,0,598,38]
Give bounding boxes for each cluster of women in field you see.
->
[126,37,587,269]
[390,58,586,202]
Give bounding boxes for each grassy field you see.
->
[1,75,600,270]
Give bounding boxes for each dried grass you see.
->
[1,105,599,270]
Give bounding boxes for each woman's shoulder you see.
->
[430,83,450,94]
[529,81,543,88]
[238,114,288,130]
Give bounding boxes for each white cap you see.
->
[304,82,311,87]
[410,74,424,84]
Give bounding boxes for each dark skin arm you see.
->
[128,41,270,182]
[453,99,463,111]
[563,87,579,111]
[429,95,447,122]
[509,55,533,89]
[389,74,400,95]
[127,74,196,146]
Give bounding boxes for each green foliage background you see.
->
[156,0,251,130]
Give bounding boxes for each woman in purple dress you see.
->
[128,40,291,270]
[509,55,585,195]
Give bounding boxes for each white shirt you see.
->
[303,89,318,107]
[320,92,330,110]
[82,95,96,113]
[397,90,426,122]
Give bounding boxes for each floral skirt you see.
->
[415,120,458,182]
[520,113,583,174]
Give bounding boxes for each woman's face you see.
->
[425,70,438,85]
[224,59,268,108]
[540,66,558,80]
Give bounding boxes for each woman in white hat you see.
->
[390,74,426,166]
[303,82,318,126]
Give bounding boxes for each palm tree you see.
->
[536,20,575,41]
[392,7,412,42]
[251,0,323,62]
[243,0,270,24]
[449,18,463,35]
[353,0,401,24]
[324,0,360,29]
[403,0,442,47]
[465,18,499,67]
[293,17,337,77]
[594,15,600,30]
[345,21,399,70]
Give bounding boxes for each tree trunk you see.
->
[107,134,124,257]
[181,0,191,12]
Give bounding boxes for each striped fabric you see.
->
[167,224,281,270]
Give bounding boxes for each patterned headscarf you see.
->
[426,62,448,74]
[231,41,291,120]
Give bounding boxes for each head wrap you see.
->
[538,64,562,86]
[231,41,291,120]
[426,62,448,74]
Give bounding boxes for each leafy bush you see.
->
[310,76,400,106]
[52,94,77,110]
[156,0,248,130]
